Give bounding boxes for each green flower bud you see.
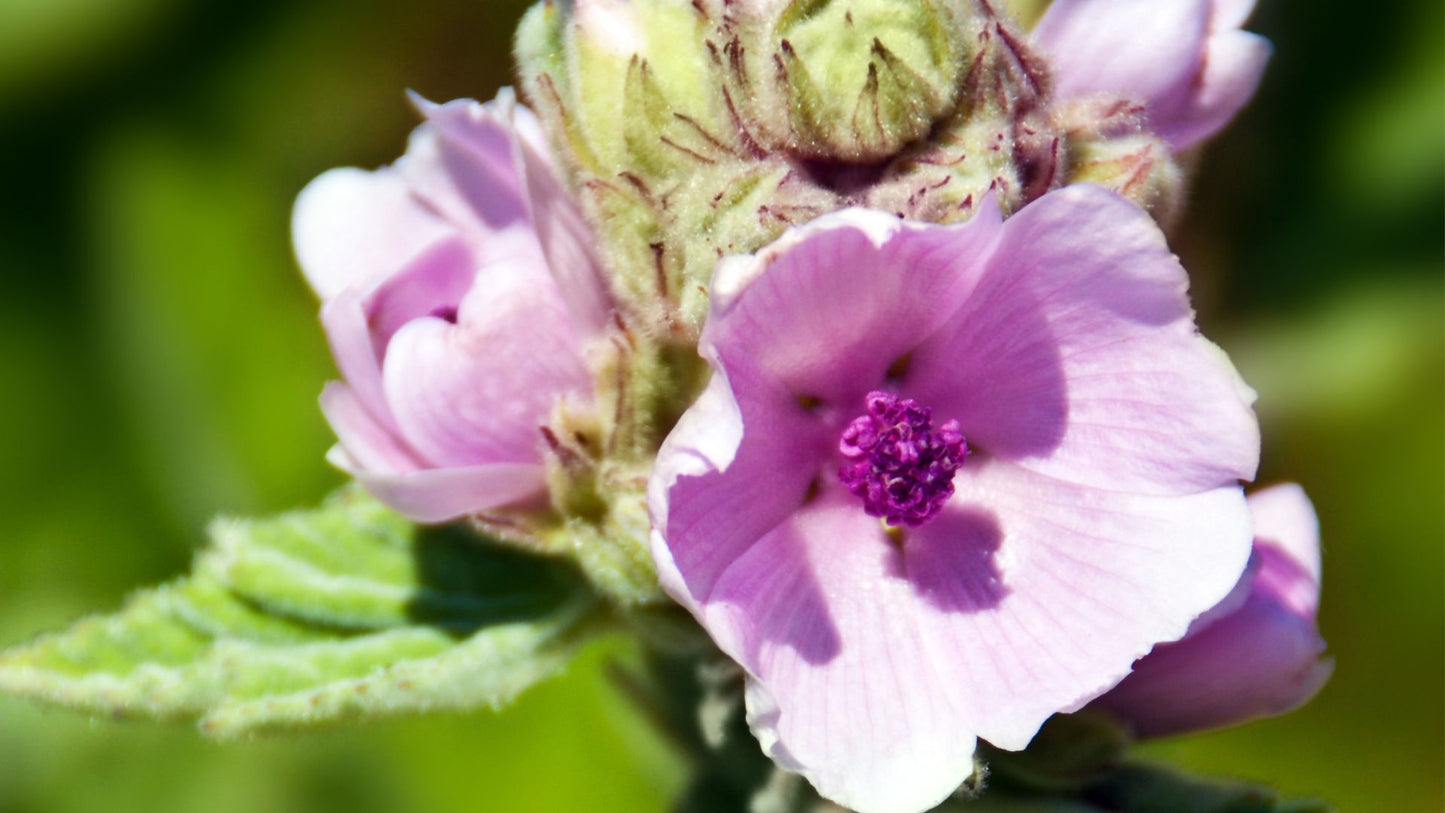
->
[1054,99,1185,225]
[517,0,737,178]
[722,0,989,162]
[865,110,1061,222]
[864,11,1061,220]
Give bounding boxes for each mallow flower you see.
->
[649,185,1260,813]
[1032,0,1272,150]
[1095,483,1332,738]
[293,90,610,523]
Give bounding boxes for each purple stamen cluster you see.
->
[837,390,968,528]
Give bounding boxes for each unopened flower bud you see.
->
[865,109,1062,222]
[1053,98,1185,224]
[517,0,735,177]
[774,0,976,161]
[1093,485,1331,739]
[741,0,984,162]
[863,14,1060,221]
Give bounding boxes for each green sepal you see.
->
[972,712,1333,812]
[983,711,1132,794]
[538,468,668,606]
[1055,101,1184,227]
[0,488,599,737]
[1082,763,1332,813]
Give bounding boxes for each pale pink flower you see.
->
[649,186,1260,813]
[293,91,609,522]
[1095,483,1332,737]
[1032,0,1272,150]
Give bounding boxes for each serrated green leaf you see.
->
[0,488,598,736]
[0,584,216,718]
[201,490,576,634]
[199,612,586,737]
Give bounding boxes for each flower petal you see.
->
[381,256,590,468]
[1247,482,1322,615]
[909,185,1259,495]
[292,166,453,299]
[1159,30,1272,150]
[1032,0,1209,116]
[411,90,612,338]
[1182,550,1259,637]
[672,463,1250,811]
[1211,0,1258,34]
[1093,484,1329,737]
[399,97,531,235]
[319,381,423,473]
[650,369,834,606]
[504,95,614,337]
[713,491,981,813]
[365,234,476,349]
[1094,596,1332,738]
[703,206,1001,408]
[919,458,1253,750]
[319,289,394,431]
[327,446,546,524]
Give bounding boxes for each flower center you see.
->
[837,391,967,528]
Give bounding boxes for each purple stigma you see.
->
[838,391,967,528]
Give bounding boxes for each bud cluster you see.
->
[513,0,1176,341]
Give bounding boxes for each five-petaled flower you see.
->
[649,185,1262,813]
[293,91,610,523]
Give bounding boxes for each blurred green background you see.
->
[0,0,1439,810]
